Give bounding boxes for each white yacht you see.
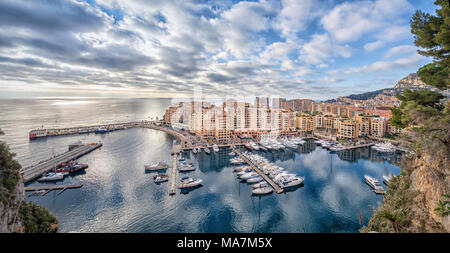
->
[252,186,273,195]
[204,147,211,155]
[240,171,258,180]
[38,172,65,182]
[383,173,395,185]
[213,144,219,152]
[178,177,203,189]
[364,175,384,191]
[372,142,396,153]
[247,175,263,183]
[252,182,268,189]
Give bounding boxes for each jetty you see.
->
[231,146,284,194]
[25,184,83,196]
[168,153,178,195]
[20,142,102,183]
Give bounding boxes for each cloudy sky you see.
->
[0,0,437,100]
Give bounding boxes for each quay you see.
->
[20,142,102,183]
[25,184,83,196]
[169,147,178,195]
[231,146,284,194]
[329,142,375,152]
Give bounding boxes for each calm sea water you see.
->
[0,98,402,233]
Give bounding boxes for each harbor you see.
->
[20,142,102,183]
[231,146,284,194]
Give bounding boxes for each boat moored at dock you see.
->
[154,173,169,183]
[252,186,273,195]
[364,175,384,191]
[37,172,65,182]
[144,162,169,172]
[178,177,203,189]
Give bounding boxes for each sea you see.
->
[0,98,402,233]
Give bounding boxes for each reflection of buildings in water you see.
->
[336,147,403,166]
[197,148,232,173]
[266,150,295,162]
[296,139,316,154]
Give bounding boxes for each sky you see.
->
[0,0,439,100]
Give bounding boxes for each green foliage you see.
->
[0,133,22,205]
[411,0,449,90]
[434,194,450,217]
[361,175,419,233]
[19,202,58,233]
[390,89,444,128]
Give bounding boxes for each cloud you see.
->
[321,0,412,43]
[299,33,351,65]
[344,53,427,74]
[0,0,432,99]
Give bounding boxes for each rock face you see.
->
[394,73,430,90]
[409,153,450,232]
[0,178,24,233]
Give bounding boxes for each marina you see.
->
[2,98,404,232]
[231,146,284,194]
[20,142,102,183]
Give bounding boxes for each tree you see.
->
[411,0,449,90]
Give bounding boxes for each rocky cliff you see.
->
[0,178,24,233]
[394,73,430,90]
[0,131,58,233]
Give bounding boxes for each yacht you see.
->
[252,186,273,195]
[154,173,169,183]
[364,175,384,191]
[278,176,304,188]
[144,162,169,172]
[240,172,258,180]
[38,172,65,182]
[192,148,198,154]
[228,151,236,156]
[204,147,211,155]
[213,144,219,152]
[178,177,203,189]
[252,182,268,189]
[383,173,395,185]
[178,161,196,172]
[236,169,253,177]
[247,175,263,183]
[371,142,396,153]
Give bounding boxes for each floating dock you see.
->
[25,184,83,196]
[168,154,178,195]
[231,146,284,194]
[20,143,102,183]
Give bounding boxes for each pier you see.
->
[20,143,102,183]
[25,184,83,196]
[231,146,284,194]
[169,153,178,195]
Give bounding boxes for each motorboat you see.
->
[178,177,203,189]
[37,172,65,182]
[247,176,263,183]
[278,176,304,188]
[154,173,169,183]
[372,142,396,153]
[178,161,196,172]
[228,151,235,156]
[364,175,384,191]
[144,162,169,171]
[192,148,198,154]
[252,182,268,189]
[213,144,219,152]
[383,173,395,185]
[204,147,211,155]
[240,171,258,180]
[252,186,273,195]
[236,169,252,177]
